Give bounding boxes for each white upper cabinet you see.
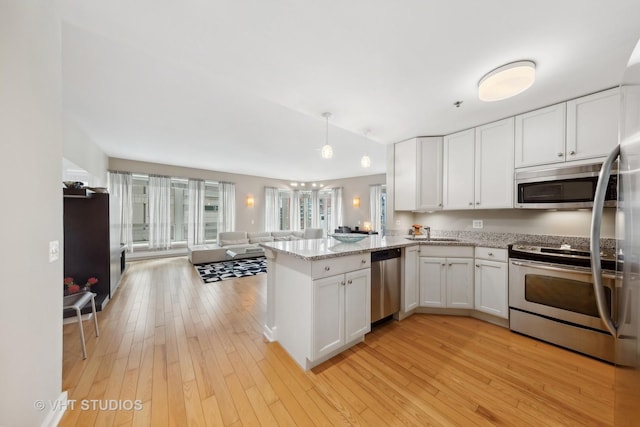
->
[474,118,515,209]
[394,138,418,211]
[418,137,444,210]
[443,129,475,210]
[443,119,514,210]
[566,87,620,161]
[515,103,567,168]
[515,88,620,169]
[394,137,443,211]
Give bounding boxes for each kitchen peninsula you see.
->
[261,235,412,370]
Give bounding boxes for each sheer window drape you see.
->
[218,182,236,236]
[330,187,344,233]
[187,179,205,246]
[148,175,172,250]
[370,184,383,235]
[265,187,279,231]
[291,190,301,231]
[107,171,133,251]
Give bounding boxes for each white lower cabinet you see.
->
[418,246,474,309]
[474,248,508,319]
[312,268,371,361]
[403,245,419,312]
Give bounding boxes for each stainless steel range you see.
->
[508,242,620,362]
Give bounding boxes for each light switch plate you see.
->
[472,220,483,229]
[49,240,59,263]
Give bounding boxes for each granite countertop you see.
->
[260,230,616,261]
[260,234,504,261]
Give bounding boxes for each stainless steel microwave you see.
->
[515,163,617,209]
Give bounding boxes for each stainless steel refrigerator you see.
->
[591,38,640,425]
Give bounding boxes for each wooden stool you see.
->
[63,292,99,359]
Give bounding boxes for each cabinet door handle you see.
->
[569,150,576,155]
[557,152,564,157]
[341,281,345,286]
[347,279,353,284]
[488,252,493,256]
[468,202,473,206]
[324,266,330,271]
[441,263,445,267]
[476,202,480,205]
[361,259,366,264]
[438,203,443,207]
[449,263,452,267]
[476,264,480,268]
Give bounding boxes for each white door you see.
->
[474,260,508,318]
[515,103,566,168]
[443,129,475,210]
[344,269,371,342]
[475,118,515,209]
[418,137,443,210]
[403,246,419,312]
[312,274,345,359]
[419,257,446,307]
[446,258,474,309]
[566,88,620,161]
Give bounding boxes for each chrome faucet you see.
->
[423,226,431,240]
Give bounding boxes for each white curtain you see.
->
[264,187,279,231]
[291,190,301,231]
[148,175,172,250]
[311,189,320,228]
[218,182,236,236]
[370,184,383,235]
[107,171,133,251]
[330,187,344,233]
[187,179,205,246]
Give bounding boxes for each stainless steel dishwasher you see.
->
[370,248,401,323]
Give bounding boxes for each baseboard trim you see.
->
[40,391,67,427]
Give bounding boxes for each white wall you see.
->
[63,115,109,186]
[109,157,386,233]
[0,2,64,426]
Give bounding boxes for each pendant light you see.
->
[360,129,372,168]
[321,112,333,159]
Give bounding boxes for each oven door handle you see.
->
[510,260,619,280]
[590,144,619,338]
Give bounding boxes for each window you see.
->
[319,190,332,234]
[298,191,312,230]
[204,181,219,242]
[278,191,291,231]
[131,175,221,248]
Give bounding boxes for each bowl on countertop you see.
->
[329,233,369,243]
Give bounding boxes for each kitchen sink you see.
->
[405,237,459,242]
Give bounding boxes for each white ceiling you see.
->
[61,0,640,182]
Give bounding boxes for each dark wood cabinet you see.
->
[63,190,123,311]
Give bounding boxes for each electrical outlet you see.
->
[472,220,483,229]
[49,240,59,262]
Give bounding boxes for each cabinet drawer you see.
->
[311,254,370,279]
[475,247,507,262]
[419,245,474,258]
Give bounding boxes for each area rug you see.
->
[195,257,267,283]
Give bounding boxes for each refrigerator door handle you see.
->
[590,144,620,337]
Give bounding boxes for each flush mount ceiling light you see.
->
[360,129,372,168]
[321,112,333,159]
[478,60,536,102]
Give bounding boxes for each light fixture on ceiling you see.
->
[360,129,372,168]
[321,112,333,159]
[478,60,536,102]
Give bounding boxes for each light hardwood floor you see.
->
[60,256,614,426]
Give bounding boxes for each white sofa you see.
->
[188,228,323,264]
